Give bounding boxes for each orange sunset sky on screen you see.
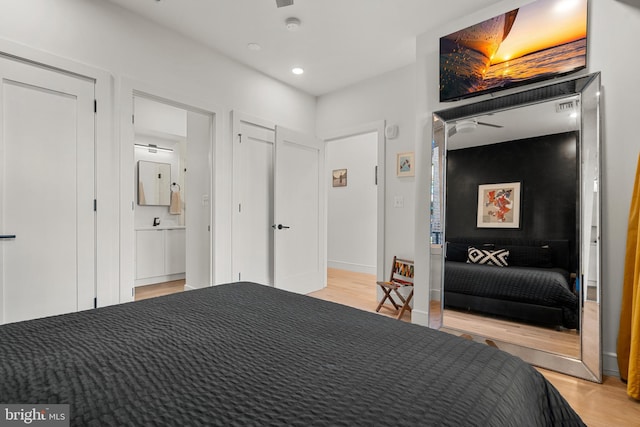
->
[491,0,587,64]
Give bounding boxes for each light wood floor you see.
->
[441,304,580,358]
[135,279,185,301]
[136,270,640,426]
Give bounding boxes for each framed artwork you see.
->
[332,169,347,187]
[477,182,521,228]
[397,152,415,177]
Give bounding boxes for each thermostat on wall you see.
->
[385,124,399,139]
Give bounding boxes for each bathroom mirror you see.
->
[430,73,601,382]
[137,160,171,206]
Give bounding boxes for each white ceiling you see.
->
[106,0,502,96]
[446,96,581,150]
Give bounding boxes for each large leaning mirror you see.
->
[430,73,601,382]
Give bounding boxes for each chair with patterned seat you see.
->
[375,256,414,320]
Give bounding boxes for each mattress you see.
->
[0,282,584,426]
[445,261,579,328]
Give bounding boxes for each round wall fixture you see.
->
[285,17,301,31]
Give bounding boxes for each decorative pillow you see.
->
[446,242,494,262]
[499,245,553,268]
[467,247,509,267]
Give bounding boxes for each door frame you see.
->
[0,39,117,307]
[119,78,221,302]
[321,121,386,281]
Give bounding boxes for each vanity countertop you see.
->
[136,225,186,231]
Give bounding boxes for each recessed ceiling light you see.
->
[291,67,304,75]
[247,43,261,51]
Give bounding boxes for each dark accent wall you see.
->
[446,131,578,246]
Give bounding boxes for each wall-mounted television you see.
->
[439,0,587,102]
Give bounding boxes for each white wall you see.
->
[317,65,417,279]
[414,0,640,376]
[0,0,317,292]
[0,0,315,130]
[327,132,378,274]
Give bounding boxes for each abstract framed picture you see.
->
[397,152,415,177]
[477,182,521,228]
[332,169,347,187]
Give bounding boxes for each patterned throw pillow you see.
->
[467,247,510,267]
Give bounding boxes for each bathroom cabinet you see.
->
[135,227,186,286]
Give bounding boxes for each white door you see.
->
[185,110,212,287]
[273,126,325,294]
[233,114,275,285]
[0,56,95,324]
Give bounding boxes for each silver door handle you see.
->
[0,235,16,239]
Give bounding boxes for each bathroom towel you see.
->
[617,153,640,400]
[169,190,182,215]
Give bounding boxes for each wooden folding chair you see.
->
[375,256,414,320]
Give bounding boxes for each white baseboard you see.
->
[603,351,619,377]
[412,309,430,327]
[327,260,375,275]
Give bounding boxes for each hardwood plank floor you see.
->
[135,270,640,425]
[134,279,185,301]
[442,306,580,358]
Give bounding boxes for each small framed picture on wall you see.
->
[476,182,521,228]
[332,169,347,187]
[396,152,414,177]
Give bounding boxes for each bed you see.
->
[0,282,583,426]
[444,238,579,329]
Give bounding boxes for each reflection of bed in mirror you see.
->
[430,73,602,382]
[443,238,578,330]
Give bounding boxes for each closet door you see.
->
[232,112,275,285]
[273,126,325,295]
[0,56,95,324]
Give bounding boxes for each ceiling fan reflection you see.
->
[448,119,504,137]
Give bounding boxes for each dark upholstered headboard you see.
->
[446,237,572,273]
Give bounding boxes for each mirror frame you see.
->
[430,73,602,382]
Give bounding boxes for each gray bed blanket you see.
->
[445,261,579,328]
[0,282,584,426]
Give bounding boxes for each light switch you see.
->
[394,196,404,208]
[202,194,210,206]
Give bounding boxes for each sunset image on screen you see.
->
[439,0,588,101]
[492,0,587,64]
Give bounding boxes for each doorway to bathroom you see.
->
[125,93,213,299]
